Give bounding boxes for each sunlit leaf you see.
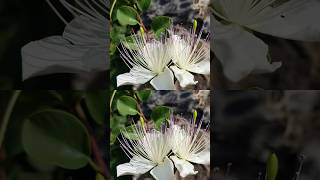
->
[116,6,139,26]
[116,96,138,116]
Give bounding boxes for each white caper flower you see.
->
[169,119,210,178]
[117,123,174,180]
[168,26,210,88]
[116,33,175,90]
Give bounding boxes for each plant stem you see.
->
[75,102,109,180]
[88,158,103,174]
[109,90,117,114]
[109,0,117,22]
[0,90,21,149]
[134,94,147,121]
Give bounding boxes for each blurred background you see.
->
[212,91,320,179]
[212,24,320,89]
[0,91,108,180]
[0,0,108,89]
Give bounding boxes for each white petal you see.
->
[188,59,210,75]
[248,0,320,41]
[150,67,176,90]
[170,66,198,88]
[187,149,210,165]
[117,156,154,177]
[117,66,155,87]
[170,156,198,178]
[22,36,87,80]
[212,16,281,82]
[63,15,107,47]
[150,157,174,180]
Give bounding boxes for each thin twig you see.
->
[75,102,109,180]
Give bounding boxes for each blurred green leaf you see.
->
[117,6,139,26]
[22,109,91,169]
[136,0,151,12]
[151,16,171,38]
[4,92,62,157]
[266,153,279,180]
[151,106,170,130]
[136,90,151,102]
[85,91,108,125]
[116,96,138,116]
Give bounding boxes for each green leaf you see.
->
[151,16,171,38]
[116,96,138,116]
[136,90,152,102]
[110,25,127,43]
[151,106,170,130]
[116,6,139,26]
[136,0,151,12]
[110,115,127,145]
[266,153,279,180]
[121,124,140,140]
[22,109,91,169]
[85,91,108,125]
[121,35,140,50]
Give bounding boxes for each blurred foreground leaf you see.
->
[22,109,91,169]
[85,91,108,125]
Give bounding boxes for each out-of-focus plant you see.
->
[0,90,108,180]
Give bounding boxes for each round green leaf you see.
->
[151,16,171,38]
[85,91,107,125]
[266,153,279,180]
[22,109,91,169]
[137,0,151,12]
[116,96,138,116]
[151,106,170,130]
[116,6,139,26]
[136,90,152,102]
